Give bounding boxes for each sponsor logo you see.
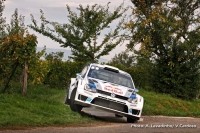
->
[104,86,123,95]
[111,93,116,98]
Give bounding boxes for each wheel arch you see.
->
[68,78,78,99]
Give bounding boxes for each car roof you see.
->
[89,63,130,76]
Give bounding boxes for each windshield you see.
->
[87,65,134,88]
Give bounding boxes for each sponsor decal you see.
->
[130,104,137,107]
[86,97,92,103]
[128,109,132,114]
[104,86,123,95]
[111,93,116,98]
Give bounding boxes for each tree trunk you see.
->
[20,69,24,86]
[23,60,28,96]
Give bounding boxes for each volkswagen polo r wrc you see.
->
[65,63,144,123]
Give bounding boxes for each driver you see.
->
[88,69,97,78]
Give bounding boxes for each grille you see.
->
[78,94,87,101]
[132,109,140,115]
[91,97,128,113]
[97,90,128,100]
[98,96,125,105]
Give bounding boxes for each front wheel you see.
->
[69,88,83,112]
[127,117,138,123]
[64,83,70,104]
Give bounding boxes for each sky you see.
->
[3,0,133,59]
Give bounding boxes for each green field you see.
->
[0,84,199,128]
[139,89,200,117]
[0,85,99,128]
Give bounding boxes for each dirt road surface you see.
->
[1,107,199,133]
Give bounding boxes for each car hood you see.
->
[88,78,134,97]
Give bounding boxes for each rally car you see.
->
[65,63,144,123]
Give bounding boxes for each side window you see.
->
[81,65,89,78]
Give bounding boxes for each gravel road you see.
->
[1,107,199,133]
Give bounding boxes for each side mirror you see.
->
[134,88,139,93]
[76,73,81,76]
[76,73,82,79]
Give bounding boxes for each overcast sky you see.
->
[3,0,133,59]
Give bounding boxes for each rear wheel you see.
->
[127,117,138,123]
[70,88,83,112]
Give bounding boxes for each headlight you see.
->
[128,94,137,103]
[84,83,97,93]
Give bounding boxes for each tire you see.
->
[127,117,138,123]
[115,114,123,118]
[64,83,70,104]
[69,88,83,112]
[64,94,69,104]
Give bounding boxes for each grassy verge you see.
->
[0,84,100,128]
[139,89,200,117]
[0,84,199,128]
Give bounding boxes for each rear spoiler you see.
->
[104,67,119,73]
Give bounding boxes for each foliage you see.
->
[108,60,153,89]
[0,0,6,82]
[134,55,154,89]
[109,49,136,67]
[0,9,37,93]
[29,2,128,63]
[126,0,200,99]
[27,48,85,89]
[43,60,85,89]
[44,51,64,61]
[28,46,50,84]
[109,50,154,89]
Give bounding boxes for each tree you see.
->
[0,0,6,82]
[0,9,37,95]
[126,0,200,99]
[109,49,136,67]
[108,50,154,89]
[28,46,50,85]
[44,51,64,61]
[29,2,128,63]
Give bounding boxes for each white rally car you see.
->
[65,63,144,123]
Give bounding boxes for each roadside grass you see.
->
[0,84,99,128]
[0,84,200,128]
[139,89,200,117]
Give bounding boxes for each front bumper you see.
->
[74,88,144,120]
